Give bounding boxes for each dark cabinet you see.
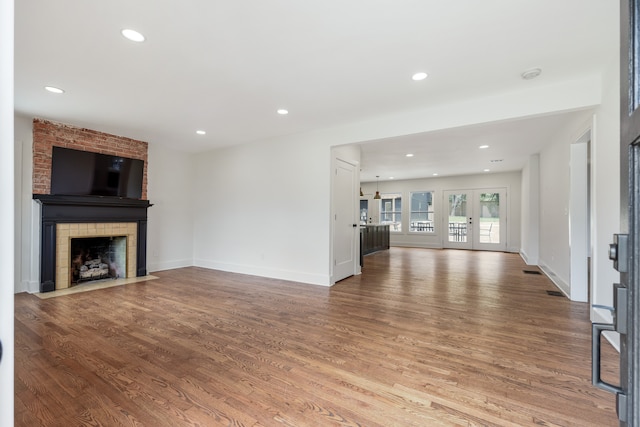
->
[360,225,390,265]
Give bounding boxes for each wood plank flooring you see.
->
[15,248,620,426]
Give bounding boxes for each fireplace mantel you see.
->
[33,195,152,292]
[34,194,152,211]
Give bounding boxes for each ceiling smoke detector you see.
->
[521,68,542,80]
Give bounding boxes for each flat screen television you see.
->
[50,146,144,199]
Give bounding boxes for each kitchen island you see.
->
[360,224,390,265]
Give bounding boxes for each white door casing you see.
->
[569,140,589,302]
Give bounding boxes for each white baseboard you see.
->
[15,280,40,294]
[538,262,571,298]
[194,258,331,287]
[390,242,442,249]
[148,258,193,273]
[519,250,538,265]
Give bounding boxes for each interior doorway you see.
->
[569,130,591,303]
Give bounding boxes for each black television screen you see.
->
[50,147,144,199]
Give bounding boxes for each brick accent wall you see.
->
[32,118,148,200]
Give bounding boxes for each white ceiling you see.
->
[358,110,591,182]
[14,1,616,181]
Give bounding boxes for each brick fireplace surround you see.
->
[32,119,152,292]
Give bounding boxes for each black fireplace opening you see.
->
[70,236,127,285]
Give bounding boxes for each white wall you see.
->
[520,154,540,264]
[192,135,332,286]
[360,171,522,251]
[534,55,619,313]
[14,114,38,293]
[591,54,621,324]
[538,111,594,297]
[146,144,195,272]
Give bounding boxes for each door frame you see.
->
[570,134,590,303]
[603,1,640,423]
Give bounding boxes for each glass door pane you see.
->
[478,192,499,244]
[447,193,468,243]
[360,199,368,224]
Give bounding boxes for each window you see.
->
[360,199,368,224]
[380,193,402,231]
[410,191,434,232]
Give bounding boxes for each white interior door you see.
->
[332,159,358,282]
[443,188,507,251]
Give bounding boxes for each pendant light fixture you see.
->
[374,175,381,199]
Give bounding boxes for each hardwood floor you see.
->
[15,248,620,426]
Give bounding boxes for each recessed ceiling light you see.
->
[483,169,491,172]
[196,130,206,135]
[121,29,145,42]
[406,153,414,157]
[432,173,439,176]
[277,109,289,115]
[389,177,394,180]
[521,68,542,80]
[44,86,64,94]
[479,145,489,149]
[412,72,428,81]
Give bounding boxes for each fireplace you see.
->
[58,223,137,289]
[31,120,151,292]
[70,235,127,284]
[34,195,152,292]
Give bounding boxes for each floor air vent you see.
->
[523,270,542,275]
[546,290,564,297]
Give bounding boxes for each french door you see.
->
[593,1,640,424]
[619,1,640,423]
[443,189,506,251]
